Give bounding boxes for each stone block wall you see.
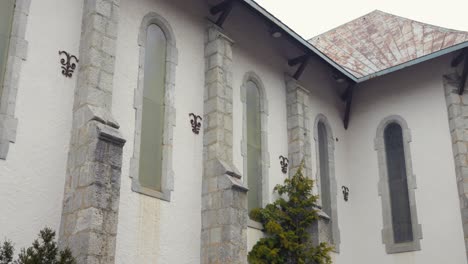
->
[285,76,312,178]
[201,24,248,264]
[59,0,125,263]
[444,72,468,260]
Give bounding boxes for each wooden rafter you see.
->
[343,83,356,130]
[288,54,310,80]
[210,0,234,27]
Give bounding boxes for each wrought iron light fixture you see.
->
[58,51,79,78]
[279,155,289,174]
[189,113,202,134]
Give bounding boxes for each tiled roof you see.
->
[309,10,468,79]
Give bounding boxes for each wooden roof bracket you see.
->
[343,82,356,130]
[288,54,310,80]
[210,0,234,28]
[451,48,468,95]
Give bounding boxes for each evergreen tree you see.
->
[0,228,75,264]
[248,162,333,264]
[0,241,14,264]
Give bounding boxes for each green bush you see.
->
[248,162,333,264]
[0,228,75,264]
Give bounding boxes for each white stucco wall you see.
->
[113,0,206,263]
[0,0,82,249]
[344,54,466,264]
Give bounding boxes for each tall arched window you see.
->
[131,13,177,201]
[241,72,269,214]
[246,80,262,211]
[139,24,167,191]
[384,123,413,243]
[318,121,331,222]
[375,116,422,253]
[0,0,15,95]
[314,115,340,250]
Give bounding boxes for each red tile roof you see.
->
[309,10,468,79]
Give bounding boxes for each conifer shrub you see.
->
[248,162,333,264]
[0,228,75,264]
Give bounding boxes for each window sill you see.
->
[248,219,264,231]
[131,182,171,201]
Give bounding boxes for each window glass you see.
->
[318,122,331,216]
[0,0,15,96]
[384,123,413,243]
[246,80,261,211]
[139,24,167,191]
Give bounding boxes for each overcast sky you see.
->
[254,0,468,39]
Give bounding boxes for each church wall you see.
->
[301,60,351,263]
[1,0,464,263]
[0,0,83,250]
[345,54,466,264]
[223,7,348,259]
[112,0,348,262]
[112,0,207,263]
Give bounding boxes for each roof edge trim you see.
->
[356,41,468,82]
[240,0,359,83]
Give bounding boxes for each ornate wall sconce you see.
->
[59,51,79,78]
[189,113,202,134]
[279,155,289,174]
[342,186,349,202]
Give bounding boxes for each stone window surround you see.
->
[374,115,422,254]
[313,114,341,252]
[240,71,270,210]
[0,0,30,160]
[130,12,178,201]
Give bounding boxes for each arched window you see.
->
[314,115,340,250]
[384,123,413,243]
[241,72,269,213]
[0,0,15,94]
[246,80,262,211]
[318,121,331,220]
[139,24,167,191]
[375,116,422,253]
[131,13,177,201]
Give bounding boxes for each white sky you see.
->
[254,0,468,39]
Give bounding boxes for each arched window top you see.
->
[375,115,411,144]
[241,71,268,114]
[138,12,176,48]
[313,114,335,150]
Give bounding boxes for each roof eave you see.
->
[239,0,359,83]
[355,41,468,83]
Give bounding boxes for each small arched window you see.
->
[384,123,413,243]
[138,24,167,191]
[246,80,262,211]
[375,116,422,254]
[0,0,15,97]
